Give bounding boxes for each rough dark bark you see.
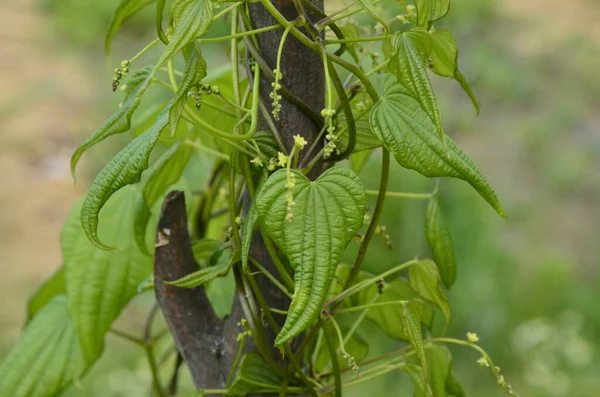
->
[154,191,239,389]
[154,0,326,390]
[249,0,325,173]
[246,0,325,346]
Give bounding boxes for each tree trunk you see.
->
[154,0,325,390]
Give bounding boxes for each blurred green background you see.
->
[1,0,599,396]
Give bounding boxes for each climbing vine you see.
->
[0,0,518,396]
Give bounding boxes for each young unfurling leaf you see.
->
[169,44,207,136]
[369,74,505,217]
[414,0,450,29]
[81,103,172,249]
[402,300,430,394]
[70,68,152,175]
[430,29,480,115]
[389,29,443,138]
[105,0,155,55]
[409,260,451,331]
[256,167,366,345]
[154,0,213,70]
[425,195,457,288]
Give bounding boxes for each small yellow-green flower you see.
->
[467,332,480,343]
[277,152,289,167]
[293,134,308,150]
[250,156,263,167]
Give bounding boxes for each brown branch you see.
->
[154,191,240,389]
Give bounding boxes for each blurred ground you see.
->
[1,0,599,396]
[0,0,89,347]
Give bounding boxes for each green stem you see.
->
[231,6,243,134]
[197,24,281,43]
[365,190,432,200]
[257,0,379,102]
[325,35,387,45]
[365,60,389,77]
[327,258,419,307]
[212,2,243,21]
[343,149,391,290]
[145,345,166,397]
[182,62,261,141]
[324,58,355,162]
[245,274,317,394]
[229,170,242,249]
[130,38,161,64]
[333,300,408,315]
[109,328,146,346]
[323,323,342,397]
[225,338,245,387]
[259,231,295,292]
[249,257,293,299]
[184,140,231,161]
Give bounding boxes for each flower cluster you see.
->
[321,108,339,159]
[397,4,416,24]
[471,333,519,396]
[112,60,130,92]
[375,225,393,249]
[270,69,283,120]
[193,83,220,110]
[236,319,252,343]
[467,332,480,343]
[343,352,360,376]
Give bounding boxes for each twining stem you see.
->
[365,190,432,200]
[130,38,161,64]
[325,58,356,161]
[319,0,385,28]
[184,140,231,161]
[343,150,391,290]
[183,61,262,141]
[327,258,419,307]
[234,270,282,373]
[257,0,379,102]
[333,300,408,315]
[145,346,166,397]
[197,24,281,43]
[245,274,318,394]
[323,323,342,397]
[225,338,246,387]
[109,328,146,346]
[212,2,243,21]
[249,257,293,299]
[231,6,243,135]
[325,36,387,45]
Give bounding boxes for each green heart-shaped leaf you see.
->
[256,167,366,345]
[0,296,86,397]
[369,74,505,217]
